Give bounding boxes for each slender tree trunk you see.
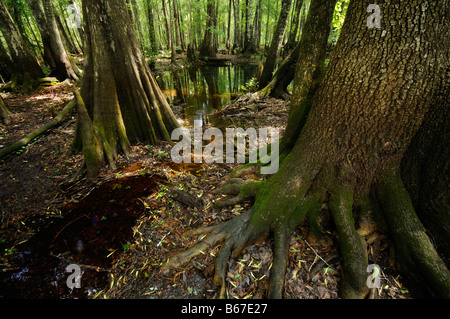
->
[252,0,262,52]
[172,0,183,51]
[77,0,179,177]
[233,0,241,51]
[258,0,292,89]
[226,0,232,52]
[54,1,82,54]
[243,0,256,53]
[283,0,303,56]
[147,0,158,55]
[161,0,175,61]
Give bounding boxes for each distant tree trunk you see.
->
[172,0,183,51]
[161,0,175,61]
[198,0,217,58]
[0,0,43,92]
[259,0,331,101]
[226,0,232,52]
[243,0,256,53]
[126,0,144,47]
[28,0,80,81]
[252,0,262,52]
[147,0,158,55]
[283,0,303,56]
[258,0,292,89]
[233,0,241,51]
[77,0,179,177]
[162,0,450,299]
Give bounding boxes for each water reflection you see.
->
[157,63,260,125]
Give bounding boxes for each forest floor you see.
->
[0,72,412,299]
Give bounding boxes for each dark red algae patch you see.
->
[0,173,163,298]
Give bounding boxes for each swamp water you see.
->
[156,62,260,126]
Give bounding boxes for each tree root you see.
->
[161,209,265,298]
[328,186,369,298]
[162,163,449,299]
[213,179,260,208]
[376,170,450,298]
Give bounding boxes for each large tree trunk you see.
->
[77,0,179,177]
[258,0,292,89]
[162,0,450,299]
[0,0,43,92]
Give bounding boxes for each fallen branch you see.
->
[0,92,77,160]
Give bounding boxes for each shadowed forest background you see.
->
[0,0,448,300]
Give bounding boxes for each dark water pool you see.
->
[0,173,163,298]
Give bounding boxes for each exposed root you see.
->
[328,185,370,299]
[214,179,260,208]
[376,170,450,298]
[162,160,448,299]
[161,209,259,281]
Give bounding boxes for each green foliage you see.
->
[329,0,350,44]
[240,77,259,92]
